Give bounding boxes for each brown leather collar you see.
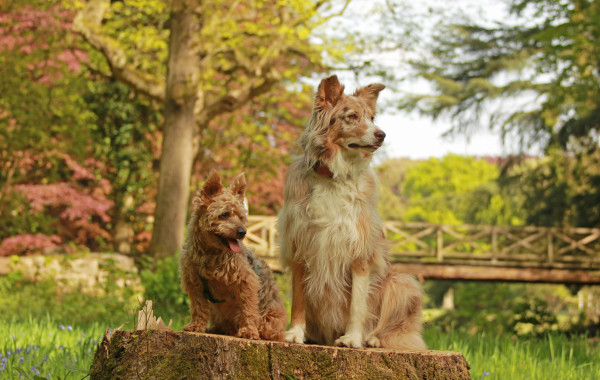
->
[313,161,334,178]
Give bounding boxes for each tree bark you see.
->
[149,0,203,259]
[89,330,472,380]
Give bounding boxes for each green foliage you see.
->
[139,255,189,327]
[0,270,135,327]
[0,192,55,241]
[506,148,600,228]
[427,281,583,337]
[391,0,600,229]
[377,154,524,226]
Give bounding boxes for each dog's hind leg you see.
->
[365,273,426,350]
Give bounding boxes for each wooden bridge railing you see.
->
[383,222,600,269]
[245,216,600,273]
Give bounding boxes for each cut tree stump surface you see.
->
[90,330,470,379]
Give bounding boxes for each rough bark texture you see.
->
[149,0,202,259]
[89,330,471,380]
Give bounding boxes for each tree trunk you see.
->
[89,330,472,380]
[149,0,203,259]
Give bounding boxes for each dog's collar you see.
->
[313,161,334,179]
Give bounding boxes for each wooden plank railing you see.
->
[383,222,600,269]
[244,216,600,270]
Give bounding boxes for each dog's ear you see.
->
[230,172,247,200]
[200,170,223,201]
[353,83,385,112]
[315,75,345,111]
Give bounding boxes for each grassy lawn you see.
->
[424,326,600,380]
[1,316,599,379]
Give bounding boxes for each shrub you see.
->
[139,255,189,327]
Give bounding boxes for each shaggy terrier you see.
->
[278,75,426,350]
[180,171,287,341]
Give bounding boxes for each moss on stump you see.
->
[89,330,470,379]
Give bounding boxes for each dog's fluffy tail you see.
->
[369,271,426,350]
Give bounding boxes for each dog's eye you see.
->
[218,212,230,219]
[348,113,359,121]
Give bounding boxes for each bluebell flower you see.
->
[47,373,51,379]
[67,325,73,331]
[49,332,53,337]
[31,365,40,375]
[59,345,64,350]
[59,324,65,330]
[16,348,22,354]
[42,355,49,363]
[19,356,24,363]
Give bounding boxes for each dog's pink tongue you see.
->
[228,239,243,253]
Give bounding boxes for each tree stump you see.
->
[89,330,470,379]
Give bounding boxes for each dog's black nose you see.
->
[374,130,386,142]
[236,227,247,239]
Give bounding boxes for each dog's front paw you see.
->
[183,322,206,333]
[335,332,363,348]
[365,334,381,348]
[284,325,305,344]
[237,325,260,340]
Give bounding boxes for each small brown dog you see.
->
[179,170,287,341]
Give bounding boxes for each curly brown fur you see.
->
[179,170,287,341]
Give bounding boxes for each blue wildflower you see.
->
[42,355,49,363]
[17,348,22,354]
[59,345,64,350]
[67,325,73,331]
[47,373,51,379]
[31,365,40,375]
[19,356,24,363]
[59,324,65,330]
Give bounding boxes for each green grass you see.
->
[0,316,105,379]
[2,316,599,379]
[424,326,600,380]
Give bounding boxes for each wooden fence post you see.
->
[436,227,444,262]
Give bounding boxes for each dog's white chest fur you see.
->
[307,179,365,249]
[296,171,379,296]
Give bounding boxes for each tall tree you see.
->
[74,0,351,258]
[401,0,600,151]
[394,0,600,227]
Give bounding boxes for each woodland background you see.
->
[1,0,600,378]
